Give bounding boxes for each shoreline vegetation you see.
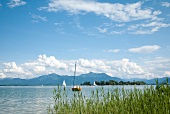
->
[81,80,146,86]
[48,79,170,114]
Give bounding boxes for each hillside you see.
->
[0,72,169,86]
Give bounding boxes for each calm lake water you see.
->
[0,85,153,114]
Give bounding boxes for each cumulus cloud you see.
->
[164,71,170,76]
[34,66,46,73]
[161,2,170,7]
[129,45,160,54]
[40,0,161,22]
[2,62,27,78]
[7,0,26,8]
[1,54,169,79]
[3,62,24,74]
[106,58,146,78]
[76,58,151,79]
[144,57,170,69]
[0,55,68,78]
[144,57,170,78]
[0,72,6,78]
[37,54,68,69]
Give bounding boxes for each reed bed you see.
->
[48,83,170,114]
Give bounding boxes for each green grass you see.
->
[48,83,170,114]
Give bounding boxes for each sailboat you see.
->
[72,62,82,91]
[93,81,97,86]
[62,80,66,87]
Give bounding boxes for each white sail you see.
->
[93,81,97,86]
[62,80,66,87]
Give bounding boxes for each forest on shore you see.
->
[81,80,146,86]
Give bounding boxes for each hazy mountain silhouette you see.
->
[0,72,169,86]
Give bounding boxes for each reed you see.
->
[48,81,170,114]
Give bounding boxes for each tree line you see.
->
[81,80,146,86]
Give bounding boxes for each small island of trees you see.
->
[81,80,146,86]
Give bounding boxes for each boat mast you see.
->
[73,62,76,87]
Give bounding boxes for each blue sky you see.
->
[0,0,170,79]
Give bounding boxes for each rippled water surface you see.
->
[0,85,151,114]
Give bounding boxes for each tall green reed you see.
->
[48,82,170,114]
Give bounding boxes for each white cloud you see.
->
[1,55,169,79]
[115,24,125,27]
[110,49,120,53]
[143,57,170,78]
[0,4,2,7]
[110,31,124,34]
[7,0,26,8]
[0,71,6,78]
[106,58,146,78]
[98,19,169,35]
[34,66,46,74]
[103,49,120,53]
[97,27,107,33]
[22,62,47,76]
[161,2,170,7]
[128,21,170,34]
[2,62,27,78]
[0,55,68,78]
[144,57,170,69]
[78,59,98,68]
[41,0,161,22]
[29,13,47,23]
[38,0,169,35]
[3,62,24,74]
[129,45,160,54]
[164,71,170,76]
[37,54,68,69]
[76,58,151,79]
[97,23,126,35]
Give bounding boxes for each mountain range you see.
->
[0,72,169,86]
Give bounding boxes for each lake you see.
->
[0,85,153,114]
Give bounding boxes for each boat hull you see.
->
[72,87,82,91]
